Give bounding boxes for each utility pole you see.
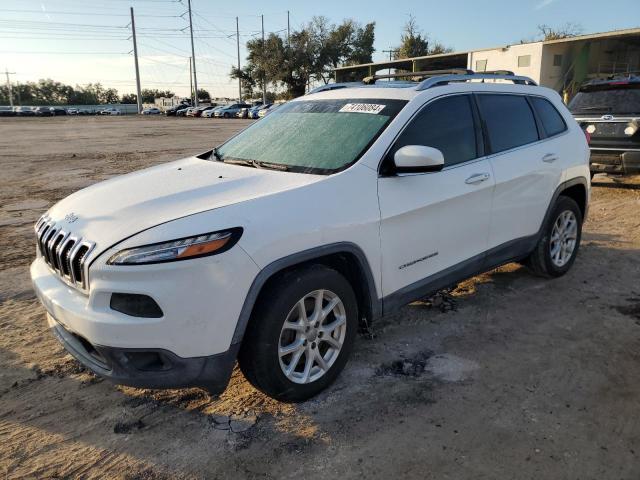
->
[130,8,143,114]
[4,68,15,108]
[287,10,290,47]
[187,0,199,107]
[236,16,242,102]
[189,56,193,104]
[261,14,266,105]
[382,48,397,78]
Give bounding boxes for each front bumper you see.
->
[49,314,238,392]
[590,150,640,174]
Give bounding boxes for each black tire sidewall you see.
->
[540,196,583,276]
[239,266,358,402]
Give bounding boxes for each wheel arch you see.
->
[231,243,381,345]
[540,176,589,233]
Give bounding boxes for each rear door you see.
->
[476,93,564,249]
[378,94,495,299]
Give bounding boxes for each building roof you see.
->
[333,27,640,73]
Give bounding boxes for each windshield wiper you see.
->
[255,161,289,171]
[222,158,258,168]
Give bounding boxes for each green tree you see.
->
[140,89,175,103]
[121,93,137,104]
[197,88,211,102]
[394,15,453,59]
[231,17,376,98]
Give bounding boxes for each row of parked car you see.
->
[0,105,123,116]
[161,102,280,119]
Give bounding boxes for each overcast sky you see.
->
[1,0,637,98]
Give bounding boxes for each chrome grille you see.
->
[35,215,95,291]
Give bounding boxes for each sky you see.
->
[1,0,638,99]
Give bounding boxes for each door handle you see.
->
[465,172,491,185]
[542,153,559,163]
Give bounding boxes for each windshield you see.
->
[569,86,640,115]
[214,98,406,174]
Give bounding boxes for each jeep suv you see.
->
[31,72,590,402]
[569,77,640,176]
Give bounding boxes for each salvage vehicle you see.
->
[31,70,590,402]
[570,76,640,177]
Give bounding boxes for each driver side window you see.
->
[385,95,480,173]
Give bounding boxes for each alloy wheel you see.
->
[549,210,578,267]
[278,289,347,384]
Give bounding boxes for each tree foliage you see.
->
[394,15,453,59]
[230,17,376,98]
[0,80,147,105]
[537,23,582,41]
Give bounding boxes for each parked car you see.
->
[176,106,191,117]
[165,104,190,116]
[0,106,16,117]
[142,107,162,115]
[51,107,67,116]
[258,103,283,118]
[250,104,271,119]
[214,103,250,118]
[14,106,35,116]
[78,109,93,115]
[31,72,590,402]
[34,106,54,116]
[67,108,79,115]
[570,76,640,177]
[99,107,122,116]
[202,106,225,118]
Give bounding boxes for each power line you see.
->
[0,8,179,18]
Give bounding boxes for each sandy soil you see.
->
[1,116,639,479]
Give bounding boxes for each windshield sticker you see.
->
[339,103,386,114]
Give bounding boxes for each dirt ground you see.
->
[1,116,639,480]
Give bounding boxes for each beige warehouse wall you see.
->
[467,43,544,83]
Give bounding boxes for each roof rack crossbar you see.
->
[415,72,537,90]
[362,69,473,84]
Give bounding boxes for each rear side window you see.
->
[530,97,566,137]
[477,94,539,153]
[388,95,478,168]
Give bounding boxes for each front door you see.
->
[378,94,494,302]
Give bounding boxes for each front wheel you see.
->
[525,196,583,277]
[238,265,358,402]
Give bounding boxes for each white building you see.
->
[334,27,640,100]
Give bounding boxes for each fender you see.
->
[231,242,381,345]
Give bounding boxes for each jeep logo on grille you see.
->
[64,212,78,223]
[601,114,613,121]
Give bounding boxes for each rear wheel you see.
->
[238,265,357,402]
[526,196,582,277]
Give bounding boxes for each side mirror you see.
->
[393,145,444,173]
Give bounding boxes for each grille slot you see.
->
[35,215,95,291]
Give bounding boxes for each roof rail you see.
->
[415,72,537,90]
[362,69,473,84]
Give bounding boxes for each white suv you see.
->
[31,72,590,402]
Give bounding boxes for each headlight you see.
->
[108,228,242,265]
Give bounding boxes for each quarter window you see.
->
[477,94,539,153]
[387,95,478,169]
[530,96,567,137]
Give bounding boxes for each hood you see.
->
[47,155,322,252]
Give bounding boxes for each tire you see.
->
[525,196,583,278]
[238,265,358,402]
[223,112,230,118]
